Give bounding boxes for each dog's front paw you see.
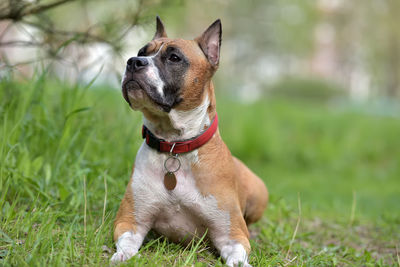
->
[111,231,144,263]
[221,242,252,267]
[226,258,252,267]
[110,248,138,263]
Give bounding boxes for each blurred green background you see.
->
[1,0,400,266]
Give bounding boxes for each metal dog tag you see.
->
[164,172,177,190]
[163,144,180,191]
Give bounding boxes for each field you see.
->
[1,75,399,266]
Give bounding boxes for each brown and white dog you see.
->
[111,17,268,266]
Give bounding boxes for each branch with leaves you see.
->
[0,0,78,20]
[0,0,147,70]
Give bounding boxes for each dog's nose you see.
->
[127,57,149,71]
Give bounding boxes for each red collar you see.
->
[142,114,218,154]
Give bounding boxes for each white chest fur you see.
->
[131,142,230,242]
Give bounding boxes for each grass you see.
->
[0,74,399,266]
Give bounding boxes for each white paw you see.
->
[110,231,144,263]
[226,258,252,267]
[221,242,251,267]
[110,248,138,263]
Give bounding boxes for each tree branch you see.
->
[22,20,112,45]
[0,0,79,20]
[0,40,42,47]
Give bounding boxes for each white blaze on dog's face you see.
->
[121,17,222,115]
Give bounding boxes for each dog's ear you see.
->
[153,16,168,40]
[195,19,222,67]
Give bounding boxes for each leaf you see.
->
[64,107,91,122]
[58,183,69,201]
[31,156,43,174]
[44,163,52,186]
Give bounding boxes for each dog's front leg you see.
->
[111,226,149,262]
[111,179,150,262]
[213,212,252,267]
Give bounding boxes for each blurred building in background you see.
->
[1,0,400,101]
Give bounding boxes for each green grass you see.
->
[1,74,399,266]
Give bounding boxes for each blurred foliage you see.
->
[333,0,400,97]
[224,0,318,56]
[267,77,345,101]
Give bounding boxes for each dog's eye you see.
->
[168,53,181,62]
[138,47,147,57]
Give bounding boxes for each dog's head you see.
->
[122,17,221,114]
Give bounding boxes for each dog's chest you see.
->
[131,143,230,242]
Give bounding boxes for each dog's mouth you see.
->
[122,79,174,112]
[122,80,141,104]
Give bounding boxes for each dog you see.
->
[111,17,268,266]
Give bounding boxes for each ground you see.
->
[0,77,399,266]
